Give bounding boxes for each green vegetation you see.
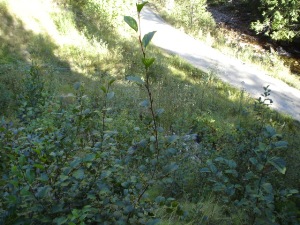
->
[151,0,300,90]
[1,0,300,224]
[250,0,300,41]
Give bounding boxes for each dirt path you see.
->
[140,7,300,121]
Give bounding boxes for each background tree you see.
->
[251,0,300,41]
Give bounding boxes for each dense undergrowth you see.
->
[0,0,300,224]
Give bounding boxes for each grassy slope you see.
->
[149,0,300,90]
[1,0,300,223]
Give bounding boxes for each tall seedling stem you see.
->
[124,1,160,221]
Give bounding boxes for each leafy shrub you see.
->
[173,0,213,28]
[0,83,13,114]
[0,79,180,224]
[154,0,216,34]
[251,0,300,41]
[0,3,184,224]
[198,89,299,224]
[17,64,48,123]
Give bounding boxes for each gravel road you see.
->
[140,7,300,121]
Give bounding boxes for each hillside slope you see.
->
[140,7,300,121]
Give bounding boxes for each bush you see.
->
[0,4,184,224]
[0,83,13,114]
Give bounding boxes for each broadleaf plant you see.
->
[142,31,157,48]
[124,16,138,32]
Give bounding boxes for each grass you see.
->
[149,0,300,90]
[1,0,300,223]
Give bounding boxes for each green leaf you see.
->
[142,31,156,48]
[157,127,164,132]
[62,167,72,175]
[207,160,218,173]
[282,189,299,197]
[171,201,179,208]
[139,99,149,107]
[36,186,50,198]
[51,204,64,213]
[121,181,130,188]
[253,207,261,215]
[214,157,224,162]
[109,78,116,86]
[268,157,286,174]
[249,157,258,165]
[156,108,164,116]
[289,189,299,194]
[33,164,45,169]
[244,171,255,180]
[20,187,31,196]
[167,148,177,155]
[126,75,144,84]
[162,177,173,184]
[262,182,273,194]
[124,205,134,214]
[257,142,267,151]
[142,57,155,69]
[101,170,112,178]
[83,109,91,115]
[167,135,178,144]
[250,157,264,171]
[200,167,211,173]
[274,141,288,149]
[26,168,35,184]
[73,169,85,179]
[136,1,148,13]
[100,86,107,93]
[53,217,68,225]
[70,157,81,168]
[38,173,49,182]
[164,162,179,173]
[74,82,81,90]
[59,175,69,182]
[155,196,166,204]
[104,118,113,123]
[166,207,173,213]
[150,135,156,142]
[176,207,184,216]
[225,169,238,177]
[146,219,160,225]
[106,92,115,100]
[83,153,96,162]
[265,125,276,136]
[228,160,237,169]
[213,183,225,192]
[124,16,138,32]
[11,165,18,174]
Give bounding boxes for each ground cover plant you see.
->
[0,0,300,224]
